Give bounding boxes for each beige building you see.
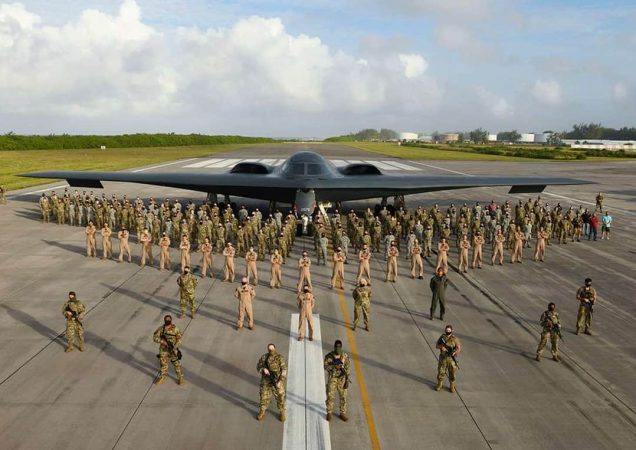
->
[439,133,459,143]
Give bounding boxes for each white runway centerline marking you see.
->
[380,160,421,171]
[283,314,331,450]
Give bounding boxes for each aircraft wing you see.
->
[20,170,301,202]
[310,174,592,202]
[21,170,591,203]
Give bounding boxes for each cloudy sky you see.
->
[0,0,634,137]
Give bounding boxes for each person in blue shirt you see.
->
[601,211,612,240]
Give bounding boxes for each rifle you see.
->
[440,337,460,369]
[159,327,182,360]
[552,323,564,341]
[265,355,281,386]
[332,356,351,389]
[581,290,595,315]
[65,306,83,328]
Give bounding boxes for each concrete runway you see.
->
[1,143,635,450]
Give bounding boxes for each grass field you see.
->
[0,144,264,191]
[344,142,634,162]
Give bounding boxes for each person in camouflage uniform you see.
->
[63,291,86,352]
[177,266,198,318]
[352,278,371,331]
[153,314,184,385]
[324,340,351,421]
[0,185,7,205]
[256,343,287,421]
[575,278,596,335]
[435,324,461,393]
[535,302,561,362]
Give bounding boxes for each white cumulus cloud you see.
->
[532,79,562,107]
[398,53,427,78]
[0,1,444,134]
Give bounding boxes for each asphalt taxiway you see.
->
[1,143,635,450]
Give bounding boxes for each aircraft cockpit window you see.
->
[291,163,305,175]
[307,164,323,175]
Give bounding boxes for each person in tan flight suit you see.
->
[492,229,505,266]
[200,237,213,277]
[118,228,132,263]
[471,231,484,269]
[180,235,191,273]
[245,247,259,285]
[511,227,525,263]
[270,249,283,288]
[331,247,346,289]
[356,244,372,285]
[159,233,172,271]
[297,285,315,341]
[297,251,312,292]
[458,235,470,273]
[385,242,399,282]
[410,240,424,279]
[100,224,113,260]
[436,238,449,273]
[223,242,236,282]
[85,221,97,257]
[534,227,548,262]
[140,229,153,267]
[235,277,255,330]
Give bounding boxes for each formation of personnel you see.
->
[38,189,616,291]
[49,191,608,417]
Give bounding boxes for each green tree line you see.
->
[325,128,398,142]
[0,133,276,150]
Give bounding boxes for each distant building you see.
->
[399,132,419,141]
[562,139,635,151]
[440,133,459,143]
[488,134,498,142]
[417,134,433,143]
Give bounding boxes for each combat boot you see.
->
[178,376,185,385]
[365,325,370,332]
[65,346,74,353]
[179,313,185,319]
[575,328,581,335]
[154,376,166,385]
[440,313,445,321]
[279,410,286,422]
[79,344,85,352]
[449,382,456,393]
[430,310,434,320]
[340,413,349,422]
[553,354,560,362]
[584,329,593,336]
[352,324,357,331]
[256,408,266,421]
[191,310,196,319]
[535,354,541,362]
[434,380,443,391]
[326,413,332,421]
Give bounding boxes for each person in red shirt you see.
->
[588,214,599,241]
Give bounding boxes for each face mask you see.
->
[585,284,591,287]
[445,329,452,335]
[164,319,172,326]
[335,346,342,355]
[268,349,275,355]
